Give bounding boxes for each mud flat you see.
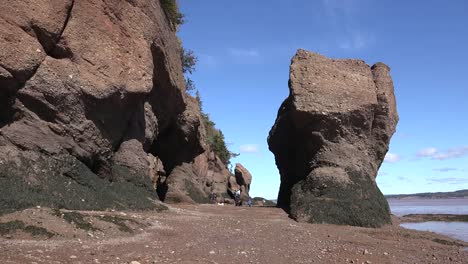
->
[400,214,468,223]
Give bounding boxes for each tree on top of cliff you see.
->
[182,48,197,74]
[196,92,239,166]
[181,48,197,92]
[168,2,237,166]
[160,0,185,31]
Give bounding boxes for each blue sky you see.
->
[178,0,468,198]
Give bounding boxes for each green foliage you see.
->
[181,48,197,94]
[208,131,231,165]
[199,101,239,166]
[181,48,197,74]
[185,77,196,92]
[160,0,185,30]
[195,90,202,108]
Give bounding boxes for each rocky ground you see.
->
[1,204,467,264]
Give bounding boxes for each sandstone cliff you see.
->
[268,49,398,227]
[0,0,230,213]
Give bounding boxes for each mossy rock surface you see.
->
[61,211,99,232]
[289,170,391,227]
[0,152,167,215]
[184,179,210,204]
[99,215,144,233]
[0,220,54,238]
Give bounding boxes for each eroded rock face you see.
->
[268,50,398,227]
[0,0,228,213]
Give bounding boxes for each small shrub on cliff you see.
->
[200,108,239,166]
[160,0,185,30]
[181,48,197,74]
[185,77,196,92]
[181,48,197,92]
[195,90,203,108]
[208,131,238,166]
[172,15,236,166]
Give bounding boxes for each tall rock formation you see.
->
[227,163,253,204]
[234,163,252,200]
[268,50,398,227]
[0,0,230,213]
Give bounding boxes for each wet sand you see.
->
[400,214,468,223]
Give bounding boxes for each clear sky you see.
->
[177,0,468,199]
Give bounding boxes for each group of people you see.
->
[209,189,252,207]
[234,189,252,207]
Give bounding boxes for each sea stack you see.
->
[234,163,253,201]
[268,49,398,227]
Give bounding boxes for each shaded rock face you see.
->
[153,95,231,204]
[0,0,228,213]
[268,50,398,227]
[162,149,231,204]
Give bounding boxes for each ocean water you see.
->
[388,198,468,242]
[400,222,468,242]
[388,198,468,216]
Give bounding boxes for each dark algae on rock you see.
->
[268,49,399,227]
[0,220,54,238]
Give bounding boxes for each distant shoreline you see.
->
[385,189,468,199]
[387,197,468,200]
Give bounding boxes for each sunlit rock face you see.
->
[0,0,230,213]
[268,49,398,227]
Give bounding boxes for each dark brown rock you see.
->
[268,49,398,227]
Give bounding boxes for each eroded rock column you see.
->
[268,49,398,227]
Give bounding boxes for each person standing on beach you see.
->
[234,189,241,206]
